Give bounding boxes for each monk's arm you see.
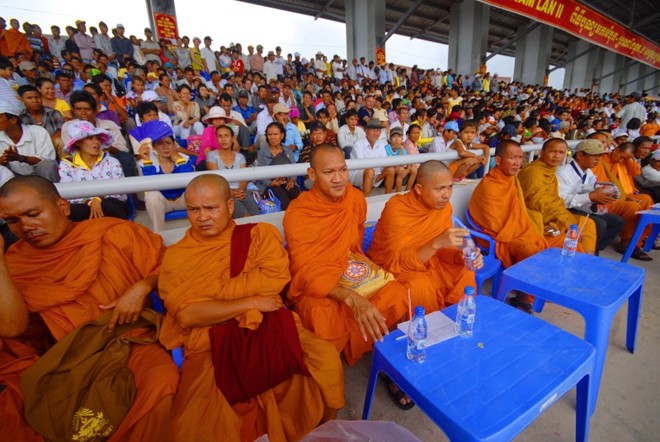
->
[416,227,469,263]
[175,295,283,329]
[0,252,29,337]
[328,285,388,343]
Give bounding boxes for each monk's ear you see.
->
[55,197,70,218]
[494,155,502,167]
[307,167,316,183]
[412,182,423,196]
[226,197,234,218]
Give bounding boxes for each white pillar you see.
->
[622,62,642,95]
[448,0,490,76]
[562,41,601,92]
[345,0,385,63]
[597,51,625,94]
[513,24,553,86]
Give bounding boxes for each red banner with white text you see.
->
[480,0,660,69]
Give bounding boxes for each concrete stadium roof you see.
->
[237,0,660,69]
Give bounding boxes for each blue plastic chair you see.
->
[621,209,660,263]
[164,210,188,221]
[148,291,183,369]
[362,221,377,252]
[453,216,503,296]
[127,196,136,221]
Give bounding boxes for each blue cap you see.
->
[501,124,517,137]
[443,121,459,132]
[414,306,425,317]
[464,286,475,295]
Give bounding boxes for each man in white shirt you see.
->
[255,97,276,149]
[314,52,326,79]
[0,100,58,181]
[556,139,625,254]
[336,109,365,160]
[428,121,458,153]
[636,149,660,202]
[331,55,344,80]
[48,25,68,63]
[616,92,647,130]
[93,22,115,63]
[263,52,278,84]
[200,37,217,73]
[346,58,358,81]
[350,119,395,196]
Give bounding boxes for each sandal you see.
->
[508,297,534,314]
[631,248,653,262]
[380,375,415,410]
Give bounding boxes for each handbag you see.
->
[253,189,282,214]
[20,310,161,442]
[209,224,309,405]
[338,251,396,297]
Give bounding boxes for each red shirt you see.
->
[231,59,244,76]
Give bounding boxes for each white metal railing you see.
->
[56,141,580,199]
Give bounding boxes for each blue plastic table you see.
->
[495,247,645,415]
[362,297,596,441]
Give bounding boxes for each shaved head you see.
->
[416,160,451,186]
[185,174,234,238]
[309,144,344,169]
[0,176,61,203]
[185,174,231,201]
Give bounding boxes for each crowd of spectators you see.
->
[0,16,659,232]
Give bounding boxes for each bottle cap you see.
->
[464,286,475,295]
[570,224,578,229]
[414,306,425,316]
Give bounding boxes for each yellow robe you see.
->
[159,222,345,442]
[518,159,597,253]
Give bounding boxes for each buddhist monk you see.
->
[517,138,598,254]
[0,175,179,442]
[284,144,412,408]
[158,174,345,442]
[589,132,654,261]
[0,236,43,442]
[468,140,566,313]
[368,160,482,311]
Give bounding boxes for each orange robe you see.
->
[367,191,476,311]
[0,29,33,57]
[5,218,179,442]
[0,339,42,442]
[284,185,408,366]
[159,222,345,442]
[518,159,597,253]
[468,166,565,268]
[593,156,652,243]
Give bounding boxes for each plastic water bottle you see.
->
[562,224,578,257]
[462,236,478,271]
[406,306,428,363]
[455,286,477,337]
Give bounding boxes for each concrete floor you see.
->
[336,246,659,442]
[139,209,659,442]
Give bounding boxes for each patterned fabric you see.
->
[20,107,64,137]
[58,151,126,204]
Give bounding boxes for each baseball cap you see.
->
[443,121,459,132]
[389,127,403,137]
[576,139,605,155]
[500,124,517,137]
[0,99,24,116]
[612,129,628,139]
[273,103,290,115]
[18,61,36,71]
[116,23,125,29]
[237,90,249,98]
[651,150,660,161]
[294,52,300,57]
[75,20,86,27]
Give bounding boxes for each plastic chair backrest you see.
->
[164,210,188,221]
[362,222,377,253]
[464,209,483,233]
[453,215,497,258]
[148,291,183,369]
[127,196,136,222]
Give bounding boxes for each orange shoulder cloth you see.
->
[284,185,366,300]
[368,191,453,273]
[6,218,165,340]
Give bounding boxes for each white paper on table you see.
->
[652,203,660,210]
[397,311,458,347]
